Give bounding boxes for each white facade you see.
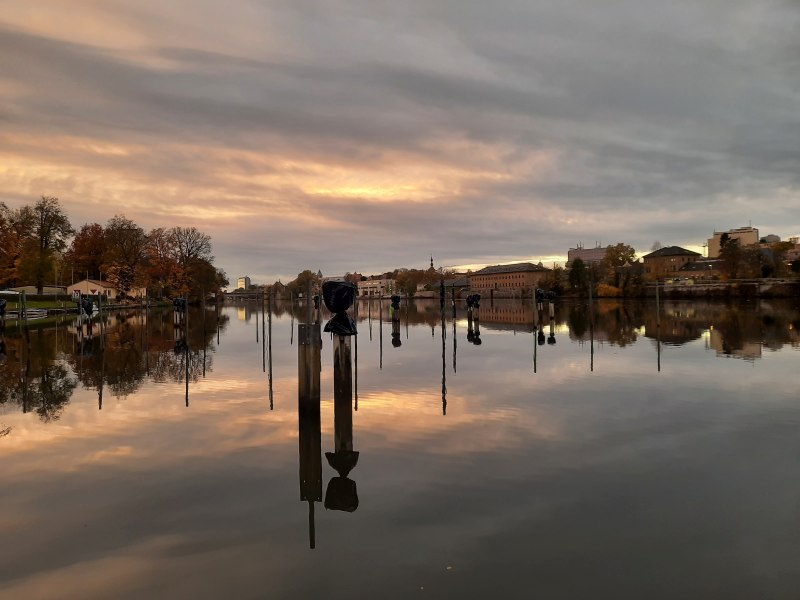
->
[66,279,146,299]
[237,276,251,290]
[356,278,394,297]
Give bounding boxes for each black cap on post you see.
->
[322,280,357,336]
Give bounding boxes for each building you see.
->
[468,262,551,295]
[237,276,251,290]
[707,227,759,258]
[567,243,612,267]
[356,278,394,297]
[642,246,701,280]
[67,279,146,300]
[678,259,723,280]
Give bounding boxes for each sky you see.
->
[1,0,799,284]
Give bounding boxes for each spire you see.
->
[430,255,434,269]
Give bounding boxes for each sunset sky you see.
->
[1,1,798,284]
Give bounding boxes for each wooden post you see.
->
[305,281,312,325]
[268,292,273,410]
[298,318,322,548]
[261,293,266,372]
[184,293,189,407]
[655,279,660,327]
[441,299,447,416]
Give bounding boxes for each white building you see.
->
[356,278,394,297]
[237,276,251,290]
[66,279,146,300]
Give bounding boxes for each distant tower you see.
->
[430,255,434,269]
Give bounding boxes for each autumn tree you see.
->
[16,196,75,294]
[287,270,321,296]
[65,223,106,282]
[103,215,148,296]
[143,227,176,297]
[395,269,425,296]
[0,202,26,287]
[599,243,637,284]
[167,226,214,297]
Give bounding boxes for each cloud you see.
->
[1,0,799,281]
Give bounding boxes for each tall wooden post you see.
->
[268,292,273,410]
[298,315,322,548]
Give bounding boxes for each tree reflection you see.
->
[0,329,77,422]
[0,307,229,421]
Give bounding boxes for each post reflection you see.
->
[325,335,359,512]
[0,307,228,421]
[390,295,402,348]
[294,280,361,547]
[321,281,359,515]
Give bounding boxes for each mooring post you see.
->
[298,315,322,548]
[184,293,189,407]
[655,279,661,327]
[268,291,273,410]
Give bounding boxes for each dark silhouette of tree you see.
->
[16,196,75,294]
[600,243,637,284]
[103,215,148,296]
[719,236,742,279]
[65,222,106,282]
[167,227,213,297]
[0,202,26,287]
[568,258,589,295]
[287,270,321,296]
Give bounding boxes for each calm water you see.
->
[1,298,799,599]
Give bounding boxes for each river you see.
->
[1,298,799,599]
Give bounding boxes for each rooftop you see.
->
[471,262,551,275]
[643,246,701,259]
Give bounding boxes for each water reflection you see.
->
[2,297,800,598]
[2,299,797,427]
[325,335,358,513]
[0,307,229,420]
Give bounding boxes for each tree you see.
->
[540,265,565,295]
[103,215,148,296]
[169,226,213,265]
[65,223,106,282]
[568,258,589,295]
[144,227,177,298]
[0,202,26,287]
[651,241,663,252]
[596,243,636,286]
[719,235,742,279]
[287,270,320,296]
[16,196,75,294]
[165,226,213,298]
[395,268,425,296]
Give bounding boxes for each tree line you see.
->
[0,196,228,299]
